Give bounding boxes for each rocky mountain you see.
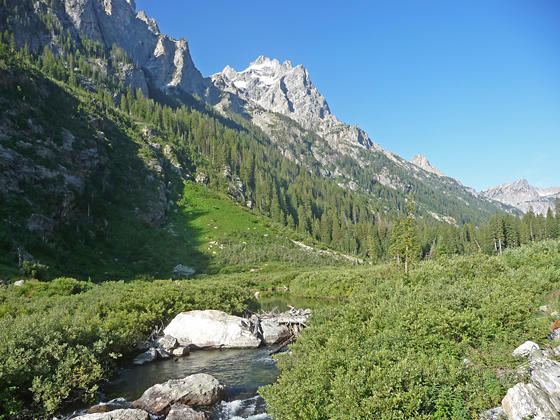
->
[210,56,376,158]
[5,0,210,96]
[1,0,513,227]
[410,154,445,178]
[482,179,560,215]
[209,56,511,224]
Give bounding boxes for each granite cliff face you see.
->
[1,1,513,225]
[210,56,378,159]
[410,154,445,178]
[208,56,510,223]
[8,0,208,96]
[482,179,559,215]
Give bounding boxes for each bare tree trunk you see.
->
[494,238,498,254]
[405,245,409,274]
[474,239,482,252]
[498,238,502,256]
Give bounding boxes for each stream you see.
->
[83,293,324,420]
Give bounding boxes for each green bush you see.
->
[20,261,49,281]
[261,240,560,419]
[0,278,253,418]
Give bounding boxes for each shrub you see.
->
[20,261,49,281]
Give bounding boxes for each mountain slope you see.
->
[210,56,512,224]
[482,179,560,215]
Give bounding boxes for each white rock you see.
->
[530,358,560,411]
[13,280,25,286]
[166,404,206,420]
[260,319,291,346]
[73,409,150,420]
[512,341,540,358]
[156,335,178,351]
[132,373,226,415]
[164,310,261,349]
[501,383,558,420]
[172,264,196,277]
[172,346,189,357]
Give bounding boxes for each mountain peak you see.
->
[482,179,559,214]
[410,154,445,177]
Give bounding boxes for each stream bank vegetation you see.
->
[261,240,560,419]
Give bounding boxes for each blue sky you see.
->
[135,0,559,191]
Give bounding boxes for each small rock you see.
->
[260,319,291,346]
[553,345,560,357]
[172,346,189,357]
[549,329,560,342]
[538,305,550,313]
[132,373,226,416]
[479,406,506,420]
[172,265,196,278]
[166,404,207,420]
[156,335,178,351]
[133,348,157,365]
[156,347,172,359]
[462,358,473,368]
[512,341,540,358]
[13,280,25,286]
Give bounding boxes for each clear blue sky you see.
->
[135,0,559,191]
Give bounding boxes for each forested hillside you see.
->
[1,27,559,281]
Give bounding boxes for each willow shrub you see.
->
[0,278,252,418]
[261,240,560,419]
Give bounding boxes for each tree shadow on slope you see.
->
[0,68,210,281]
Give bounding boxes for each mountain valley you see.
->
[0,1,559,419]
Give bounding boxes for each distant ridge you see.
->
[482,179,560,215]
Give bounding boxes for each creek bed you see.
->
[104,347,276,419]
[89,293,325,419]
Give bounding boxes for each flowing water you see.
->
[87,293,326,419]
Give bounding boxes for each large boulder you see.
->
[73,409,150,420]
[260,319,291,346]
[166,404,207,420]
[501,383,558,420]
[132,373,226,416]
[163,310,261,349]
[529,358,560,411]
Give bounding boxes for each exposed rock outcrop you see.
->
[482,179,560,215]
[410,154,445,177]
[210,56,378,161]
[489,340,560,419]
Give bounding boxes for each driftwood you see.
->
[249,307,311,355]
